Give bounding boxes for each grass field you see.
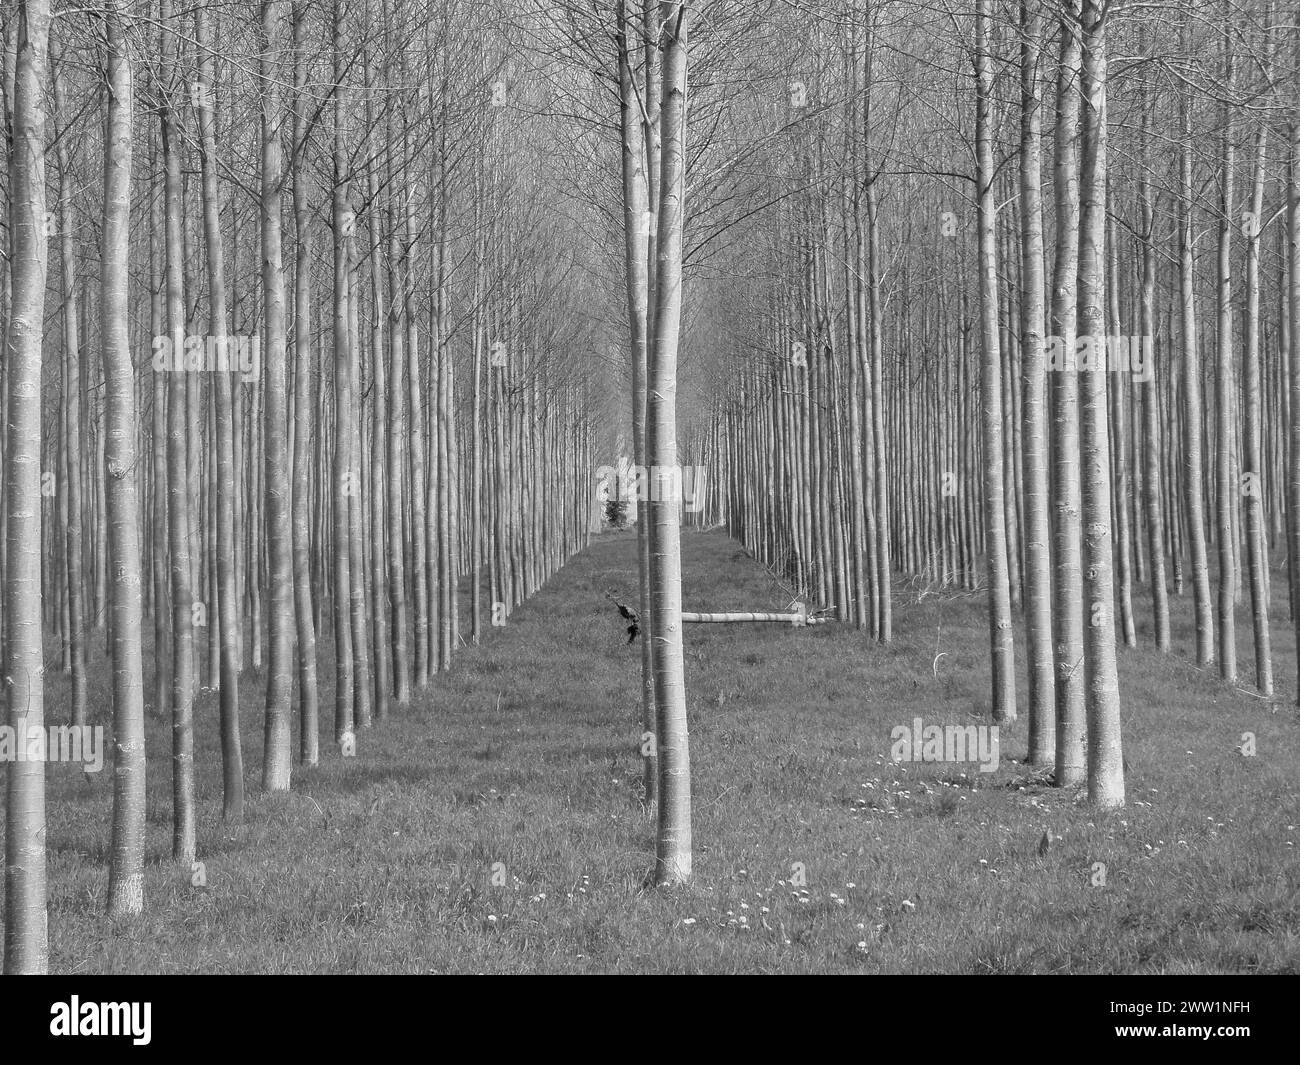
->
[8,529,1299,973]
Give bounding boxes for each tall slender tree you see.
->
[261,0,294,789]
[1077,0,1123,809]
[103,0,147,916]
[1050,3,1086,785]
[196,7,245,816]
[649,0,692,885]
[975,0,1015,723]
[1019,0,1054,762]
[3,0,51,973]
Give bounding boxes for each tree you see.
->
[648,0,692,885]
[1076,0,1123,809]
[1213,9,1237,683]
[103,0,148,918]
[290,0,320,762]
[160,0,196,859]
[51,41,87,728]
[332,0,356,746]
[617,0,657,804]
[1179,11,1213,669]
[1050,2,1085,785]
[1240,3,1273,696]
[1137,46,1170,653]
[261,0,294,789]
[1288,9,1300,705]
[975,0,1015,724]
[1019,0,1054,762]
[2,0,51,974]
[196,7,246,816]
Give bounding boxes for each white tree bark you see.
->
[649,0,692,886]
[3,0,51,972]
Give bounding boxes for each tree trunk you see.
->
[1077,0,1124,808]
[649,0,692,885]
[103,0,148,914]
[3,0,51,972]
[1138,60,1170,652]
[196,7,246,816]
[1180,16,1214,667]
[260,0,294,786]
[1214,17,1237,682]
[332,0,355,744]
[976,0,1015,723]
[1241,8,1273,695]
[1019,0,1054,762]
[160,0,196,862]
[618,0,657,805]
[1050,5,1086,784]
[290,0,319,761]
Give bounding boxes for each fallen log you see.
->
[679,611,835,626]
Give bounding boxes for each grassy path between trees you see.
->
[24,530,1299,972]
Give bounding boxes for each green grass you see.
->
[5,529,1299,972]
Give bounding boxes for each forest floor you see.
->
[16,529,1300,973]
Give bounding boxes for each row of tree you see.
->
[9,0,1298,976]
[1,0,613,973]
[694,0,1298,818]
